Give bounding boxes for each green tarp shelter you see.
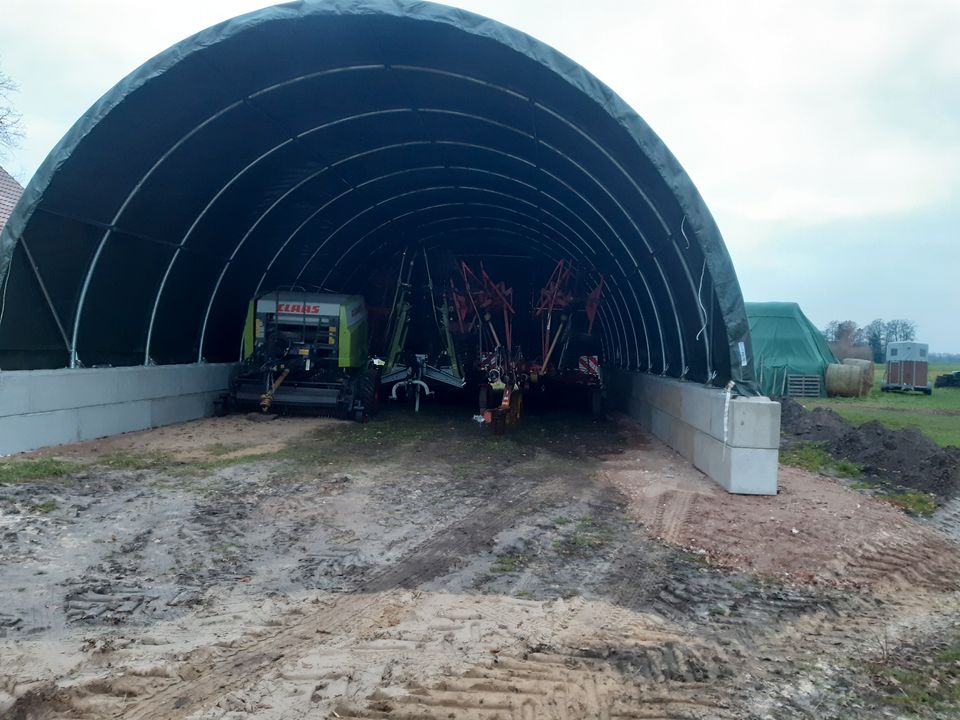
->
[744,302,837,397]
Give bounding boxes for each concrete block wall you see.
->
[609,370,780,495]
[0,364,234,456]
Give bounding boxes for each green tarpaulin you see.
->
[745,302,837,397]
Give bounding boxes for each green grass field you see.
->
[799,364,960,448]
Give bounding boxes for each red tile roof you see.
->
[0,165,24,234]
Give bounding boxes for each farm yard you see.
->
[2,1,958,719]
[3,407,960,719]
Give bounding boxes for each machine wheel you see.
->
[479,384,490,410]
[213,393,232,417]
[356,368,380,417]
[922,386,933,396]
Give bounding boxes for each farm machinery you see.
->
[378,249,466,411]
[230,291,381,421]
[448,259,606,433]
[372,246,606,430]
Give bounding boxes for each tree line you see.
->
[823,319,917,363]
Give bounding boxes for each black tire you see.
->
[479,384,489,410]
[356,368,379,417]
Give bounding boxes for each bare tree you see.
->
[834,320,862,345]
[885,319,917,343]
[0,63,24,159]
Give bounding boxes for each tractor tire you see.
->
[213,393,232,417]
[356,368,380,418]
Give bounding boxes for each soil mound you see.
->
[780,398,960,497]
[779,399,851,443]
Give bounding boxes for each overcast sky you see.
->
[1,0,958,350]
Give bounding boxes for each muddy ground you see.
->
[3,407,960,719]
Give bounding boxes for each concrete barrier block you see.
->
[693,433,778,495]
[728,397,781,449]
[0,363,238,455]
[0,409,82,455]
[611,369,780,495]
[115,367,180,400]
[626,396,650,429]
[701,393,780,449]
[151,393,213,427]
[77,401,153,441]
[177,364,233,396]
[727,447,780,495]
[677,383,714,436]
[29,369,121,413]
[0,371,33,417]
[651,407,694,459]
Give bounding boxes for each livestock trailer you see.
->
[882,341,932,395]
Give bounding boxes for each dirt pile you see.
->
[780,398,960,497]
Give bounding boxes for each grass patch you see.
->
[552,515,571,526]
[0,457,80,485]
[204,443,243,457]
[881,489,938,516]
[844,478,939,516]
[490,553,528,573]
[30,499,58,513]
[552,516,613,556]
[98,449,293,479]
[97,452,171,471]
[865,640,960,715]
[780,441,862,477]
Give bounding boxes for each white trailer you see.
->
[882,341,932,395]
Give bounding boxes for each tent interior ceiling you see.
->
[0,0,755,391]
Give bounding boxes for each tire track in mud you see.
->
[341,655,732,720]
[12,477,552,720]
[817,532,960,592]
[336,604,737,720]
[10,590,408,720]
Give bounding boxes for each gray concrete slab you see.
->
[609,370,780,495]
[0,364,234,456]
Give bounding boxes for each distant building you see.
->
[0,165,24,234]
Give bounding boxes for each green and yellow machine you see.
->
[232,291,379,420]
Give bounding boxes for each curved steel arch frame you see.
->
[0,0,756,391]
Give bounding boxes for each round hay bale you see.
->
[842,358,875,395]
[826,363,865,397]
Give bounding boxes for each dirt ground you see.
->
[3,407,960,719]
